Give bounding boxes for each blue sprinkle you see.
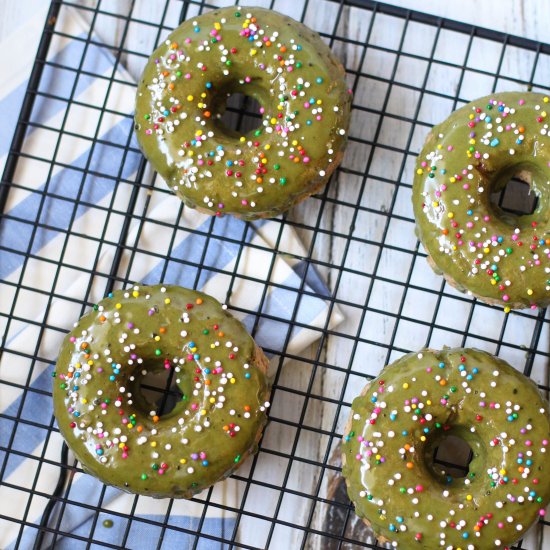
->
[526,459,533,466]
[226,160,233,166]
[498,105,504,111]
[189,342,196,348]
[74,411,80,417]
[204,368,211,374]
[463,533,469,539]
[96,449,104,455]
[306,120,312,125]
[467,209,473,215]
[193,354,200,360]
[472,368,479,374]
[74,372,81,378]
[216,145,223,150]
[402,430,408,436]
[206,82,212,89]
[202,460,209,466]
[245,373,251,379]
[194,26,200,32]
[497,236,503,243]
[163,110,169,116]
[439,362,445,368]
[316,77,323,84]
[396,516,404,523]
[114,369,120,375]
[73,386,79,391]
[371,396,377,403]
[109,375,115,381]
[389,524,396,532]
[297,45,302,50]
[490,138,500,147]
[485,116,492,123]
[108,293,113,298]
[390,414,396,421]
[466,374,473,381]
[517,138,523,144]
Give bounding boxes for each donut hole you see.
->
[489,167,540,221]
[130,363,192,418]
[430,434,474,481]
[217,92,263,135]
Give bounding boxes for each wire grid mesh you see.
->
[1,0,550,548]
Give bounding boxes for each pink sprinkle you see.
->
[502,295,510,302]
[122,453,128,459]
[70,336,76,343]
[185,73,191,79]
[415,485,424,492]
[303,156,310,163]
[447,146,453,151]
[526,440,532,446]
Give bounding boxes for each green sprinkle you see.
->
[274,164,280,170]
[234,455,241,463]
[144,114,150,120]
[155,349,161,356]
[279,178,287,185]
[176,71,182,77]
[235,11,241,17]
[141,473,148,480]
[203,329,209,334]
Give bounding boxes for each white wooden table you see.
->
[1,1,549,549]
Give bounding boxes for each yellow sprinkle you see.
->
[214,22,221,30]
[402,383,409,389]
[416,168,423,175]
[87,360,94,366]
[375,454,381,460]
[544,96,549,103]
[200,93,206,98]
[426,400,432,405]
[490,279,497,286]
[449,177,456,183]
[180,458,187,464]
[264,144,271,150]
[469,138,476,145]
[132,291,139,298]
[187,95,194,101]
[292,140,298,146]
[469,114,475,119]
[201,409,207,415]
[119,443,125,448]
[270,117,277,124]
[230,377,236,384]
[316,99,322,105]
[196,130,203,136]
[500,469,506,475]
[447,212,454,219]
[250,49,257,56]
[188,151,194,157]
[240,136,246,142]
[527,289,534,295]
[432,201,439,207]
[261,158,267,164]
[542,111,547,117]
[420,435,426,442]
[75,362,81,368]
[115,303,122,309]
[154,335,160,342]
[151,442,157,447]
[437,144,442,149]
[504,306,511,314]
[451,245,457,251]
[483,247,490,254]
[210,343,216,348]
[209,397,216,404]
[466,495,473,501]
[164,298,171,304]
[81,398,88,404]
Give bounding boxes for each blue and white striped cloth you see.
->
[0,6,342,549]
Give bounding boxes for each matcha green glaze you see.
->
[413,92,550,309]
[53,285,270,498]
[341,348,550,549]
[134,6,351,220]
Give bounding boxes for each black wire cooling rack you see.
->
[1,0,550,549]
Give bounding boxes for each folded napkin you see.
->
[0,5,342,549]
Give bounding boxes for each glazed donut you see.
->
[53,285,270,498]
[342,347,550,549]
[135,5,351,220]
[413,92,550,310]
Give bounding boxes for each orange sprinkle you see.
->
[223,425,229,431]
[204,111,211,118]
[137,426,143,432]
[196,298,203,305]
[153,415,159,423]
[265,40,271,47]
[439,379,447,386]
[518,126,525,133]
[280,46,287,53]
[256,177,263,183]
[442,228,449,235]
[168,83,175,90]
[162,71,169,77]
[99,315,106,322]
[244,405,251,412]
[404,444,411,451]
[218,331,224,337]
[250,17,256,22]
[205,380,211,385]
[159,327,166,334]
[81,342,88,349]
[406,462,414,469]
[171,42,178,49]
